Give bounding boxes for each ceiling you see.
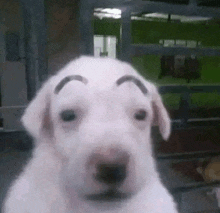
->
[94,0,220,22]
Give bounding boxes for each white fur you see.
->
[2,56,178,213]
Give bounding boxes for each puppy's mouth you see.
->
[85,189,131,202]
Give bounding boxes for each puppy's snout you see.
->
[88,148,130,186]
[96,164,126,185]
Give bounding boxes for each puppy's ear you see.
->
[21,79,53,139]
[151,84,171,141]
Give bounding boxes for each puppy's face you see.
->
[22,57,170,204]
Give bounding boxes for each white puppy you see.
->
[2,56,178,213]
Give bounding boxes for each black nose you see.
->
[95,164,126,185]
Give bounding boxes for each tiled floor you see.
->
[0,148,219,213]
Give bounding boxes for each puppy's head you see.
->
[21,56,170,204]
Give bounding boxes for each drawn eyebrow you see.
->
[54,75,88,94]
[116,75,148,95]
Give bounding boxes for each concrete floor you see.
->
[0,148,220,213]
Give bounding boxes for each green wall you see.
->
[94,19,220,46]
[132,20,220,46]
[94,18,220,109]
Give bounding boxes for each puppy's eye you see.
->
[60,110,76,122]
[134,110,147,121]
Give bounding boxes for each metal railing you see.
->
[78,1,220,212]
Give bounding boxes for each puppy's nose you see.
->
[88,148,130,185]
[95,163,126,185]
